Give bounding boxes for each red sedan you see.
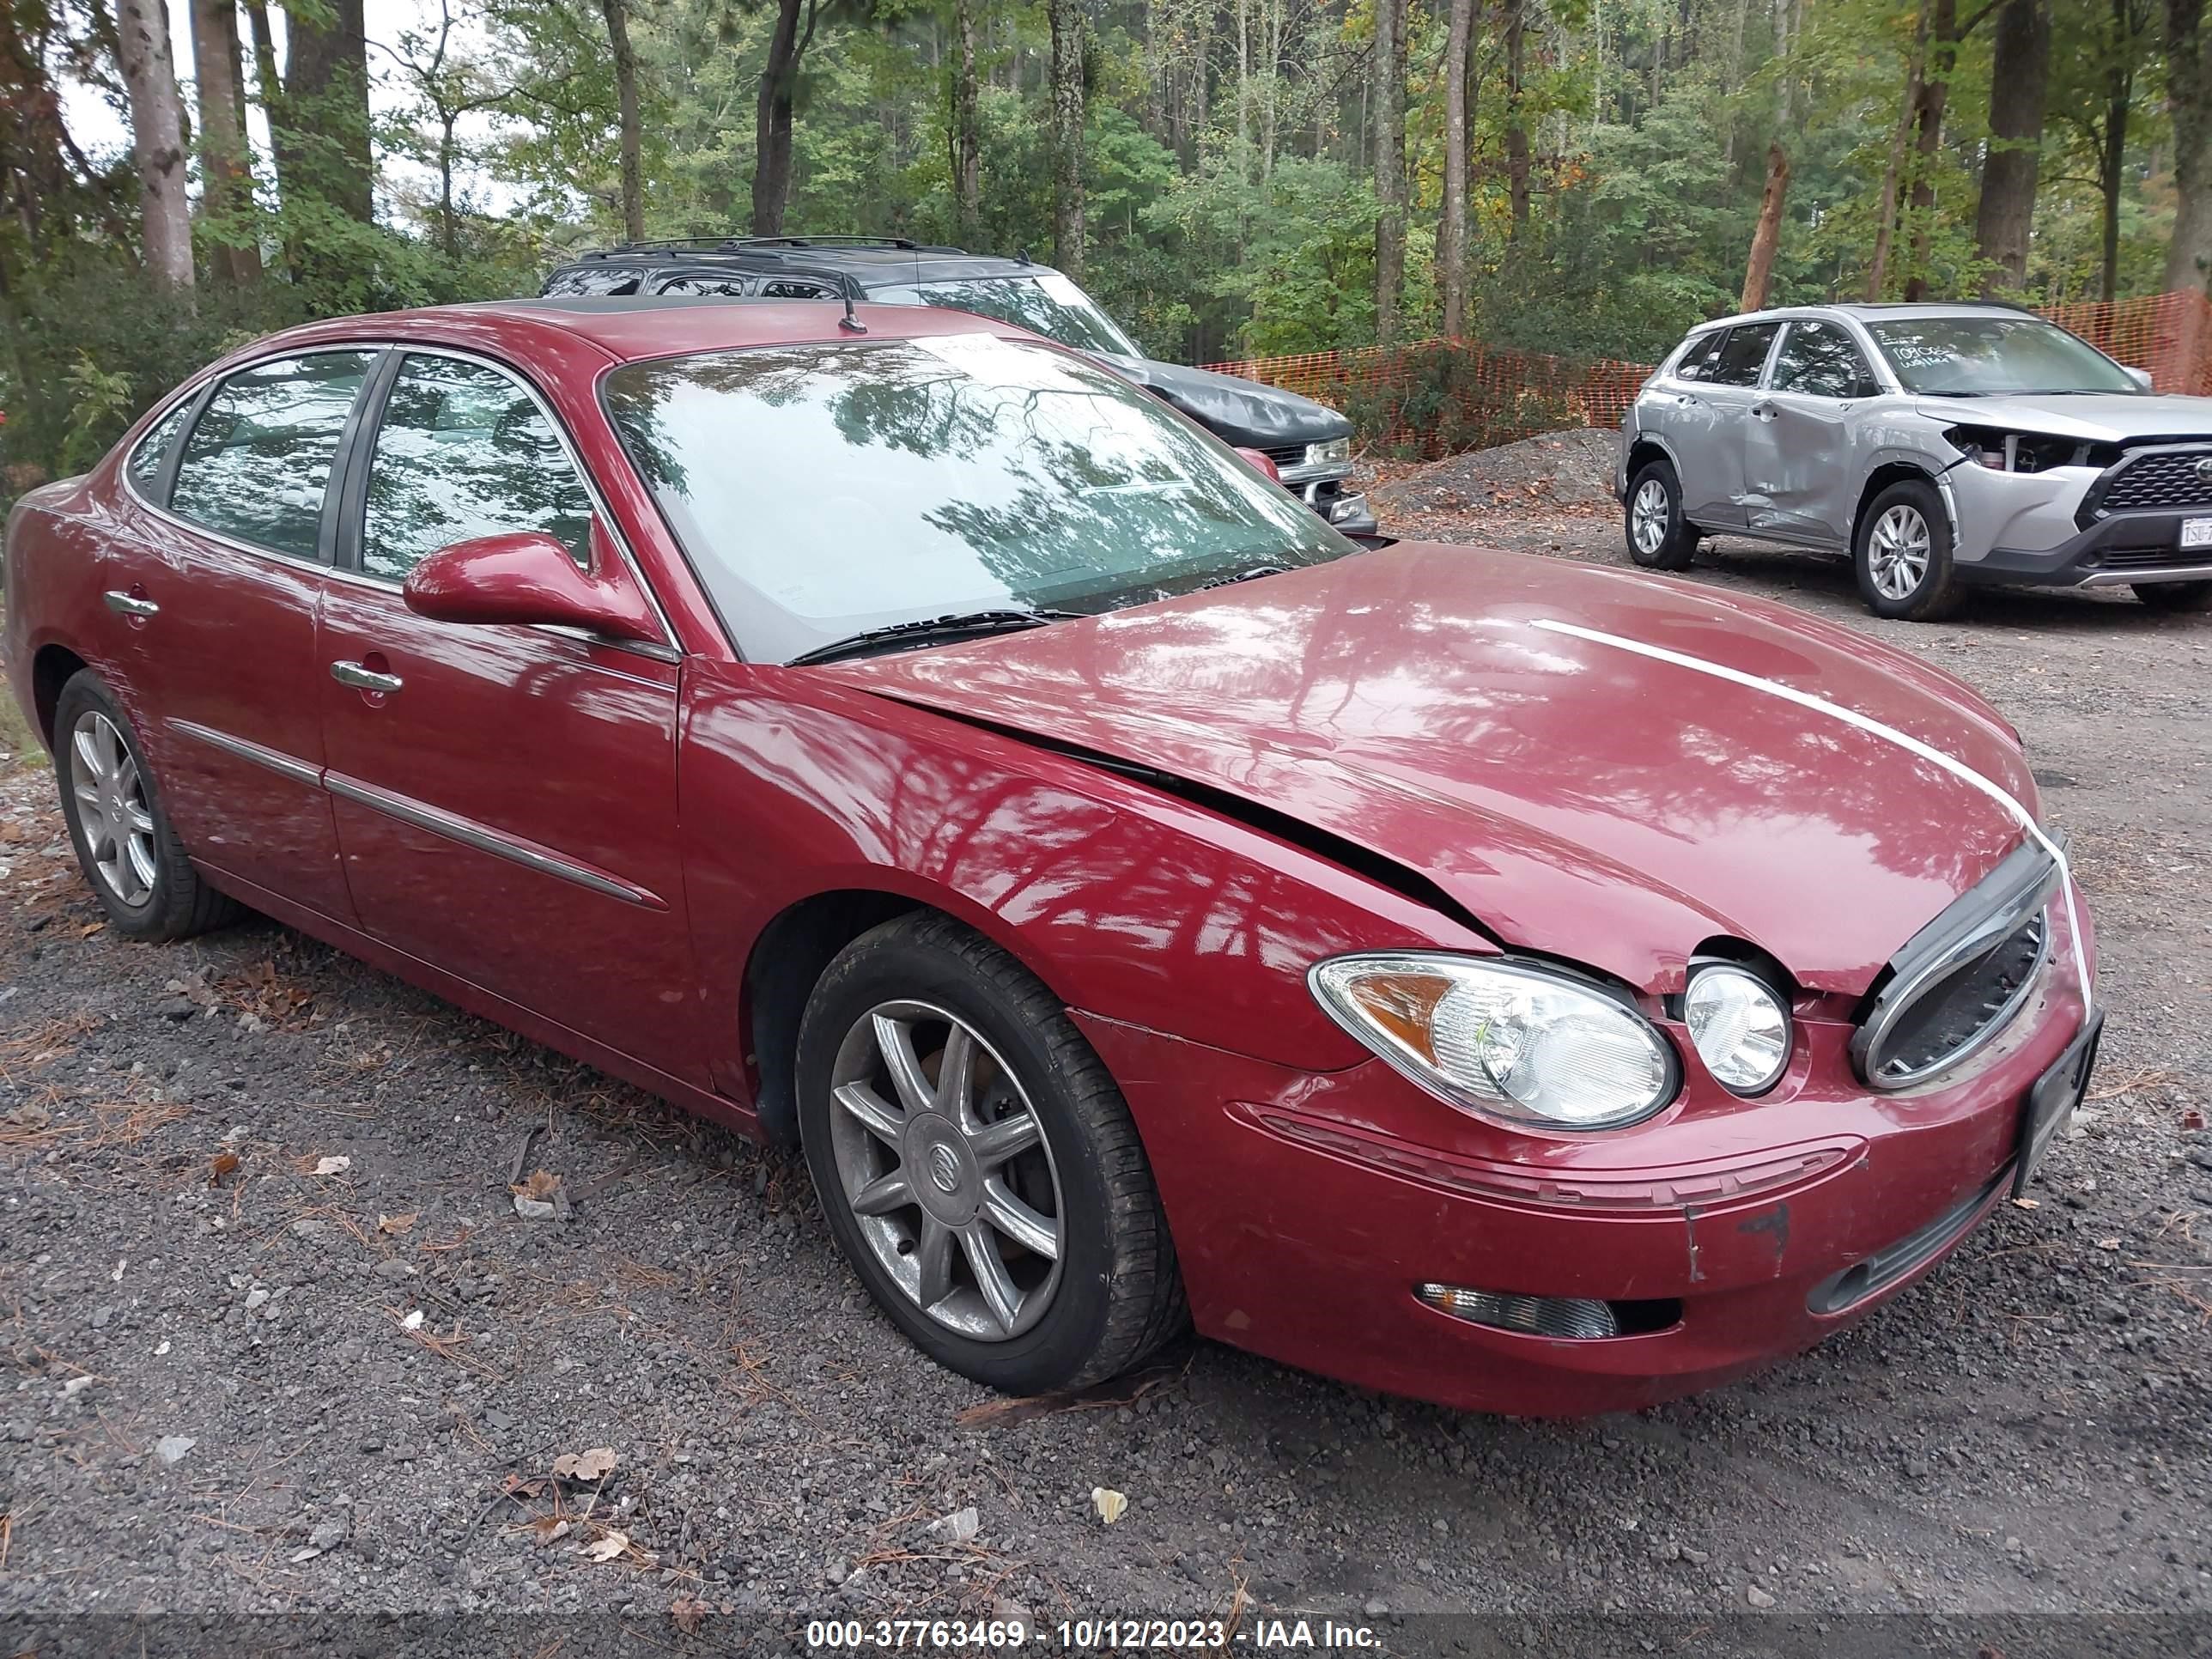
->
[3,298,2100,1415]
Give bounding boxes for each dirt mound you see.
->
[1369,427,1618,517]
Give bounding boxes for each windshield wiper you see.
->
[1193,563,1289,592]
[787,607,1077,666]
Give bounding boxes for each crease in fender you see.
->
[1530,617,2094,1023]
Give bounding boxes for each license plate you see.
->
[2184,518,2212,550]
[2014,1009,2104,1197]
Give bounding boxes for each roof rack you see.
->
[574,234,971,262]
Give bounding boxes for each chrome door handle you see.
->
[330,660,404,694]
[103,590,160,617]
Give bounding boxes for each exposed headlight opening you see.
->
[1943,425,2119,475]
[1682,963,1793,1096]
[1304,436,1352,466]
[1309,953,1680,1130]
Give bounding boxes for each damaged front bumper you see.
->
[1943,460,2212,586]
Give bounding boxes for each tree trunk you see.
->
[1972,0,2049,292]
[1900,0,1959,301]
[114,0,194,288]
[281,0,374,223]
[1048,0,1085,278]
[1440,0,1474,336]
[600,0,644,240]
[2100,0,2136,300]
[1504,0,1529,230]
[1740,142,1789,310]
[2167,0,2212,293]
[1,0,76,247]
[1372,0,1406,343]
[190,0,259,283]
[752,0,810,234]
[1865,0,1930,300]
[954,0,981,241]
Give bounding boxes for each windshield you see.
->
[1867,317,2139,395]
[868,271,1143,358]
[602,334,1353,664]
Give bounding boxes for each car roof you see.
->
[548,237,1054,290]
[232,295,1019,369]
[1688,300,2045,335]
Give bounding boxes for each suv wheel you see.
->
[1624,459,1699,571]
[1854,480,1962,622]
[2133,580,2212,613]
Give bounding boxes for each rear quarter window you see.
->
[125,398,197,502]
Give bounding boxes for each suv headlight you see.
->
[1310,953,1679,1129]
[1304,437,1351,466]
[1682,963,1791,1095]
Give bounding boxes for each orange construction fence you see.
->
[1203,288,2212,459]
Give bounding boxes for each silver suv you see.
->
[1616,302,2212,620]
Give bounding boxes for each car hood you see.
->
[826,544,2038,996]
[1914,392,2212,443]
[1101,355,1354,449]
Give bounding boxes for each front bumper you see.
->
[1279,462,1377,538]
[1945,460,2212,585]
[1075,905,2094,1418]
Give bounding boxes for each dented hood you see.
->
[826,544,2039,994]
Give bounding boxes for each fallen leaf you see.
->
[1091,1486,1127,1525]
[313,1155,350,1177]
[527,1516,571,1547]
[210,1150,240,1185]
[514,1169,562,1200]
[2098,1237,2121,1251]
[79,921,105,938]
[2010,1197,2039,1210]
[578,1528,629,1563]
[377,1212,417,1235]
[554,1446,617,1482]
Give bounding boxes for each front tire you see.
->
[1854,479,1963,621]
[1624,459,1700,571]
[2133,580,2212,613]
[52,671,239,941]
[796,913,1186,1395]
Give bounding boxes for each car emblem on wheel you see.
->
[929,1142,963,1194]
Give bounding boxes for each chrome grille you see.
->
[1261,443,1306,469]
[1853,839,2061,1090]
[2089,447,2212,519]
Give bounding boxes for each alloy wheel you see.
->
[826,1000,1066,1341]
[1631,478,1671,556]
[1868,505,1932,601]
[69,711,156,907]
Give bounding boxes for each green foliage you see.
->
[1331,341,1581,458]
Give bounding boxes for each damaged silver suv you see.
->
[1617,302,2212,620]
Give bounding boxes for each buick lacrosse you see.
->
[3,297,2100,1414]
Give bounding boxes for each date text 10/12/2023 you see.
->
[805,1619,1383,1649]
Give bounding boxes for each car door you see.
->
[105,349,378,923]
[1743,319,1880,544]
[1669,322,1783,528]
[315,348,708,1084]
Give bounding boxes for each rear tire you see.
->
[2133,580,2212,613]
[1854,479,1963,622]
[1624,459,1700,571]
[796,912,1187,1395]
[52,671,240,941]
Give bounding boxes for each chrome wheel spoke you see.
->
[124,836,156,897]
[73,726,106,782]
[967,1109,1040,1169]
[981,1176,1059,1261]
[934,1022,976,1116]
[960,1221,1022,1333]
[872,1013,934,1114]
[849,1169,914,1217]
[834,1081,905,1146]
[913,1215,956,1308]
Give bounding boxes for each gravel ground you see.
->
[3,435,2209,1650]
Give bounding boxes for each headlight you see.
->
[1303,436,1351,466]
[1682,964,1792,1095]
[1942,426,2115,474]
[1310,953,1678,1130]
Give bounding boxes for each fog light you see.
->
[1415,1283,1621,1339]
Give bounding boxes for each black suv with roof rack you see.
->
[539,235,1376,537]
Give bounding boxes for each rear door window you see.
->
[168,351,376,561]
[1704,323,1783,388]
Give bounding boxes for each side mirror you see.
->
[1234,446,1282,483]
[402,531,663,645]
[2124,365,2155,393]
